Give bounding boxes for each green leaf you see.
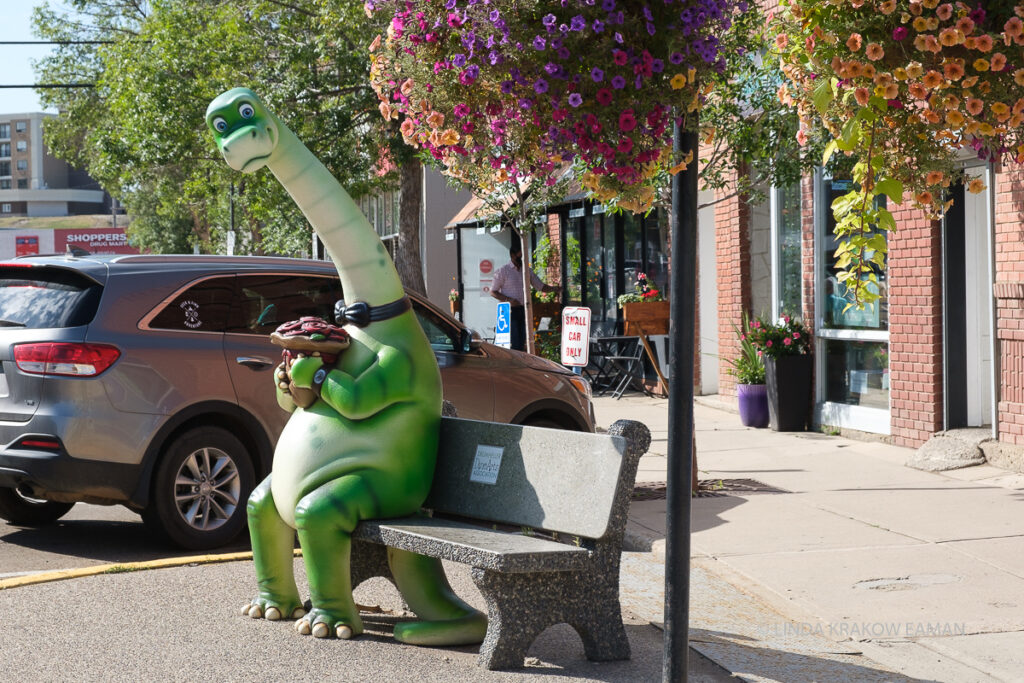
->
[812,76,836,115]
[874,179,904,205]
[836,118,861,151]
[822,139,838,166]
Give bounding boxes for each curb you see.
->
[0,549,301,591]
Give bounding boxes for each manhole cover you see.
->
[632,479,789,500]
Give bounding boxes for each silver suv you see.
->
[0,254,593,549]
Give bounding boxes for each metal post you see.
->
[664,117,697,681]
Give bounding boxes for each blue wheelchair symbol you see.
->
[495,301,511,348]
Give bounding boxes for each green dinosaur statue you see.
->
[206,87,486,645]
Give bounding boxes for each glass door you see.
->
[815,170,891,434]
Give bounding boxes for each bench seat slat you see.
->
[354,517,591,573]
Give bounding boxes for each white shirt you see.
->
[491,260,545,306]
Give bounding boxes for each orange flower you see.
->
[1006,17,1024,39]
[922,0,938,8]
[1010,113,1024,127]
[881,83,899,98]
[967,97,984,115]
[400,78,415,96]
[894,67,910,80]
[922,109,941,123]
[862,64,877,79]
[909,82,928,99]
[943,62,965,80]
[846,33,863,51]
[776,33,789,50]
[866,43,885,60]
[975,34,994,52]
[939,28,961,46]
[426,110,445,129]
[945,110,965,126]
[967,178,986,193]
[923,70,944,88]
[913,17,929,32]
[880,0,897,14]
[854,87,871,106]
[979,122,995,136]
[1014,98,1024,113]
[973,58,990,72]
[957,17,976,34]
[992,102,1011,121]
[942,94,961,109]
[378,102,396,120]
[962,75,979,88]
[399,118,416,140]
[937,3,953,20]
[926,171,944,185]
[916,191,934,204]
[907,62,924,78]
[847,62,864,78]
[991,53,1007,71]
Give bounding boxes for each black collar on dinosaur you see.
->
[334,296,412,328]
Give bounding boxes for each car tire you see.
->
[144,426,255,550]
[0,487,75,526]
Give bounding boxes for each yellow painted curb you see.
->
[0,548,303,591]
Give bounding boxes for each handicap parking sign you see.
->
[495,301,511,348]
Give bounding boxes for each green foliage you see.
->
[725,315,766,385]
[32,0,392,255]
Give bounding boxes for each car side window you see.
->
[229,274,343,335]
[413,304,458,352]
[148,276,234,332]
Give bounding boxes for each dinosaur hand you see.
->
[289,355,325,389]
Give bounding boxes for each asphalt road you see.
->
[0,503,250,577]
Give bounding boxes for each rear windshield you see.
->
[0,266,102,329]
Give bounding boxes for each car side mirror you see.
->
[457,328,482,353]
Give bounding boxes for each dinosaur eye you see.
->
[212,117,228,132]
[238,103,255,119]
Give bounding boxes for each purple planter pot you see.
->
[736,383,769,428]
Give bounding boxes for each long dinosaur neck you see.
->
[266,119,404,305]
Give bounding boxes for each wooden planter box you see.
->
[621,301,670,336]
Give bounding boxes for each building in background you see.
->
[0,112,113,218]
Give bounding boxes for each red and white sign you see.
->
[479,259,493,274]
[54,228,138,255]
[560,306,591,366]
[15,236,39,257]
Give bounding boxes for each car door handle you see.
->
[236,356,273,370]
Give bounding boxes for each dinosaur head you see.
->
[206,88,279,173]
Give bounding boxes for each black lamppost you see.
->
[664,118,698,681]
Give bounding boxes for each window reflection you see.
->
[824,339,890,409]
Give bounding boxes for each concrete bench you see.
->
[350,416,651,670]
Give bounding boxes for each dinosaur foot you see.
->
[393,609,488,647]
[241,595,306,622]
[294,607,363,640]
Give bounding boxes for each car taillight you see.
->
[13,342,121,377]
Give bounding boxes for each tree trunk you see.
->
[514,185,535,355]
[396,157,427,295]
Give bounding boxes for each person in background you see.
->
[490,242,558,351]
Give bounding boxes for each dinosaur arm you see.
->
[274,362,298,413]
[290,348,414,420]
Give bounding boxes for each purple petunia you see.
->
[611,75,626,89]
[545,61,560,74]
[591,67,604,82]
[534,78,549,93]
[452,53,467,67]
[651,58,664,73]
[593,19,605,32]
[500,80,515,94]
[601,0,615,10]
[533,35,546,50]
[568,93,583,107]
[570,15,586,31]
[542,13,557,26]
[669,51,684,65]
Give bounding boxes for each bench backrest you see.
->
[424,418,628,539]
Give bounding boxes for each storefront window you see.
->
[775,182,803,317]
[565,214,583,304]
[583,213,607,320]
[823,339,889,408]
[644,212,669,297]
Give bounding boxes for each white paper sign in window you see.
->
[470,445,503,485]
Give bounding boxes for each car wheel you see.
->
[0,486,75,526]
[144,426,255,550]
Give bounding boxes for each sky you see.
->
[0,2,63,114]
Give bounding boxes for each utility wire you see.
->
[0,84,94,88]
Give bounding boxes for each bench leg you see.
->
[470,568,630,670]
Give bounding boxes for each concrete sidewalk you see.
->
[598,393,1024,682]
